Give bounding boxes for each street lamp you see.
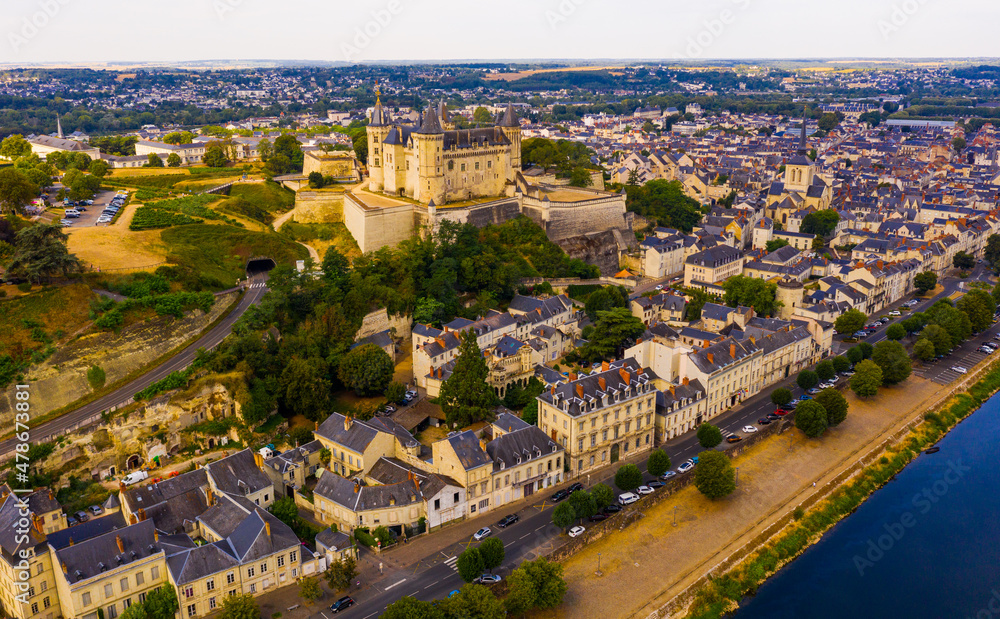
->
[672,505,679,527]
[735,467,740,485]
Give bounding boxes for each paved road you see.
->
[0,272,271,455]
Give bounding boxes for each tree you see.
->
[722,275,780,316]
[858,341,874,359]
[456,547,485,583]
[298,577,323,604]
[163,131,195,145]
[886,323,906,341]
[584,286,628,322]
[440,584,505,619]
[308,171,324,188]
[614,463,643,492]
[6,224,82,283]
[902,313,928,334]
[694,450,736,499]
[625,179,702,232]
[279,357,330,421]
[337,343,394,396]
[818,112,841,132]
[590,482,613,509]
[274,134,305,172]
[68,173,101,201]
[796,370,819,391]
[581,307,646,362]
[914,271,937,295]
[985,234,1000,273]
[383,597,443,619]
[325,555,358,592]
[811,236,826,252]
[832,355,851,373]
[850,359,883,398]
[0,168,38,215]
[846,346,864,365]
[0,134,32,160]
[438,329,497,427]
[568,490,597,521]
[765,238,790,253]
[552,501,575,530]
[268,497,300,529]
[815,359,836,381]
[834,308,867,335]
[697,423,723,448]
[647,449,671,477]
[219,594,260,619]
[800,210,840,237]
[166,153,182,167]
[913,338,936,362]
[815,388,849,426]
[953,251,975,270]
[521,399,538,425]
[144,587,179,619]
[568,166,592,188]
[795,399,828,438]
[871,340,912,385]
[479,537,505,572]
[957,288,996,333]
[385,381,406,404]
[953,136,967,152]
[203,145,228,168]
[120,605,148,619]
[145,153,164,167]
[927,301,971,346]
[770,388,793,407]
[88,159,109,178]
[505,558,568,615]
[921,323,953,355]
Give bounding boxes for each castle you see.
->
[366,99,522,205]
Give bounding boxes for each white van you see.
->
[618,492,639,506]
[122,470,148,486]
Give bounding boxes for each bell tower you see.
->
[366,81,390,192]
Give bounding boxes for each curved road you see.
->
[0,272,270,456]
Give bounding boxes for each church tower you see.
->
[784,108,815,193]
[413,103,445,205]
[366,84,390,193]
[499,103,522,174]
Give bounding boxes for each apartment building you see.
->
[683,245,744,287]
[678,338,763,418]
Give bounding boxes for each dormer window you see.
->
[499,459,505,470]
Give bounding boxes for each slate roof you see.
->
[46,512,127,550]
[314,473,423,512]
[485,426,561,473]
[122,469,208,515]
[446,431,492,471]
[205,449,273,499]
[685,244,742,267]
[315,413,381,454]
[493,412,531,434]
[536,358,652,417]
[55,520,160,585]
[316,528,354,553]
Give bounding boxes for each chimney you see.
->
[253,452,264,470]
[264,521,271,537]
[138,508,146,521]
[389,495,396,506]
[68,538,74,546]
[569,373,577,381]
[129,514,137,525]
[703,340,710,348]
[599,377,607,391]
[206,487,214,506]
[669,386,676,396]
[61,562,67,574]
[353,480,361,494]
[32,514,43,533]
[601,361,609,372]
[344,415,353,431]
[576,384,584,399]
[619,369,631,384]
[153,530,159,543]
[730,343,736,358]
[550,385,555,396]
[636,337,643,344]
[707,353,714,364]
[48,490,53,501]
[314,421,319,431]
[750,335,756,345]
[479,438,488,452]
[116,535,125,554]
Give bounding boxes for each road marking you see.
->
[383,578,407,591]
[534,525,545,532]
[423,582,437,590]
[361,614,377,619]
[519,533,530,540]
[504,541,516,547]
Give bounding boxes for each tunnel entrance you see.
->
[246,257,277,275]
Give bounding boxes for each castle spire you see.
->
[500,102,519,128]
[56,116,63,139]
[416,103,443,135]
[370,81,385,127]
[798,106,807,154]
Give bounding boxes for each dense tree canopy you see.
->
[697,423,723,448]
[6,223,81,283]
[871,340,912,385]
[834,308,867,335]
[694,450,736,499]
[337,343,394,396]
[800,210,840,237]
[850,359,883,398]
[625,179,702,232]
[438,330,497,427]
[795,400,828,438]
[722,275,780,316]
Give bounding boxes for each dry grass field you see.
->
[65,206,169,271]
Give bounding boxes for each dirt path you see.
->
[271,206,321,262]
[546,377,948,619]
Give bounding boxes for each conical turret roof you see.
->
[416,104,444,135]
[500,103,520,128]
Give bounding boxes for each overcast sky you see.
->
[1,0,997,65]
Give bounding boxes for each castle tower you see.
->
[784,107,815,193]
[366,86,390,192]
[413,103,445,205]
[499,103,522,174]
[776,276,804,320]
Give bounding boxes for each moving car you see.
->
[568,526,586,538]
[497,514,519,528]
[473,527,492,541]
[726,434,743,443]
[474,574,502,584]
[742,425,758,433]
[618,492,640,505]
[329,596,354,613]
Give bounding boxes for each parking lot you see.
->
[912,317,1000,385]
[59,190,125,228]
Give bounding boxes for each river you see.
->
[736,390,1000,619]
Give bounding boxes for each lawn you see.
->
[278,221,361,260]
[0,283,98,377]
[220,181,296,225]
[159,224,308,288]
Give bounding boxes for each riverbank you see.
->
[674,355,1000,619]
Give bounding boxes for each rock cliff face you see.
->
[555,231,626,275]
[43,382,243,483]
[0,292,239,425]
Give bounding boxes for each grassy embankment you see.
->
[683,360,1000,619]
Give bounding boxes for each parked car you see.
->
[551,489,571,502]
[799,395,812,400]
[589,512,608,522]
[66,516,78,527]
[889,310,901,316]
[567,482,584,493]
[660,470,677,480]
[677,460,695,474]
[773,409,788,417]
[726,435,742,444]
[329,596,354,613]
[766,413,781,421]
[618,492,640,505]
[473,527,492,541]
[952,366,968,374]
[807,387,822,395]
[648,480,665,489]
[88,505,103,516]
[603,504,622,514]
[841,371,855,377]
[474,574,502,584]
[757,417,772,425]
[742,425,758,433]
[74,511,89,523]
[636,485,654,495]
[497,514,519,528]
[568,526,586,538]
